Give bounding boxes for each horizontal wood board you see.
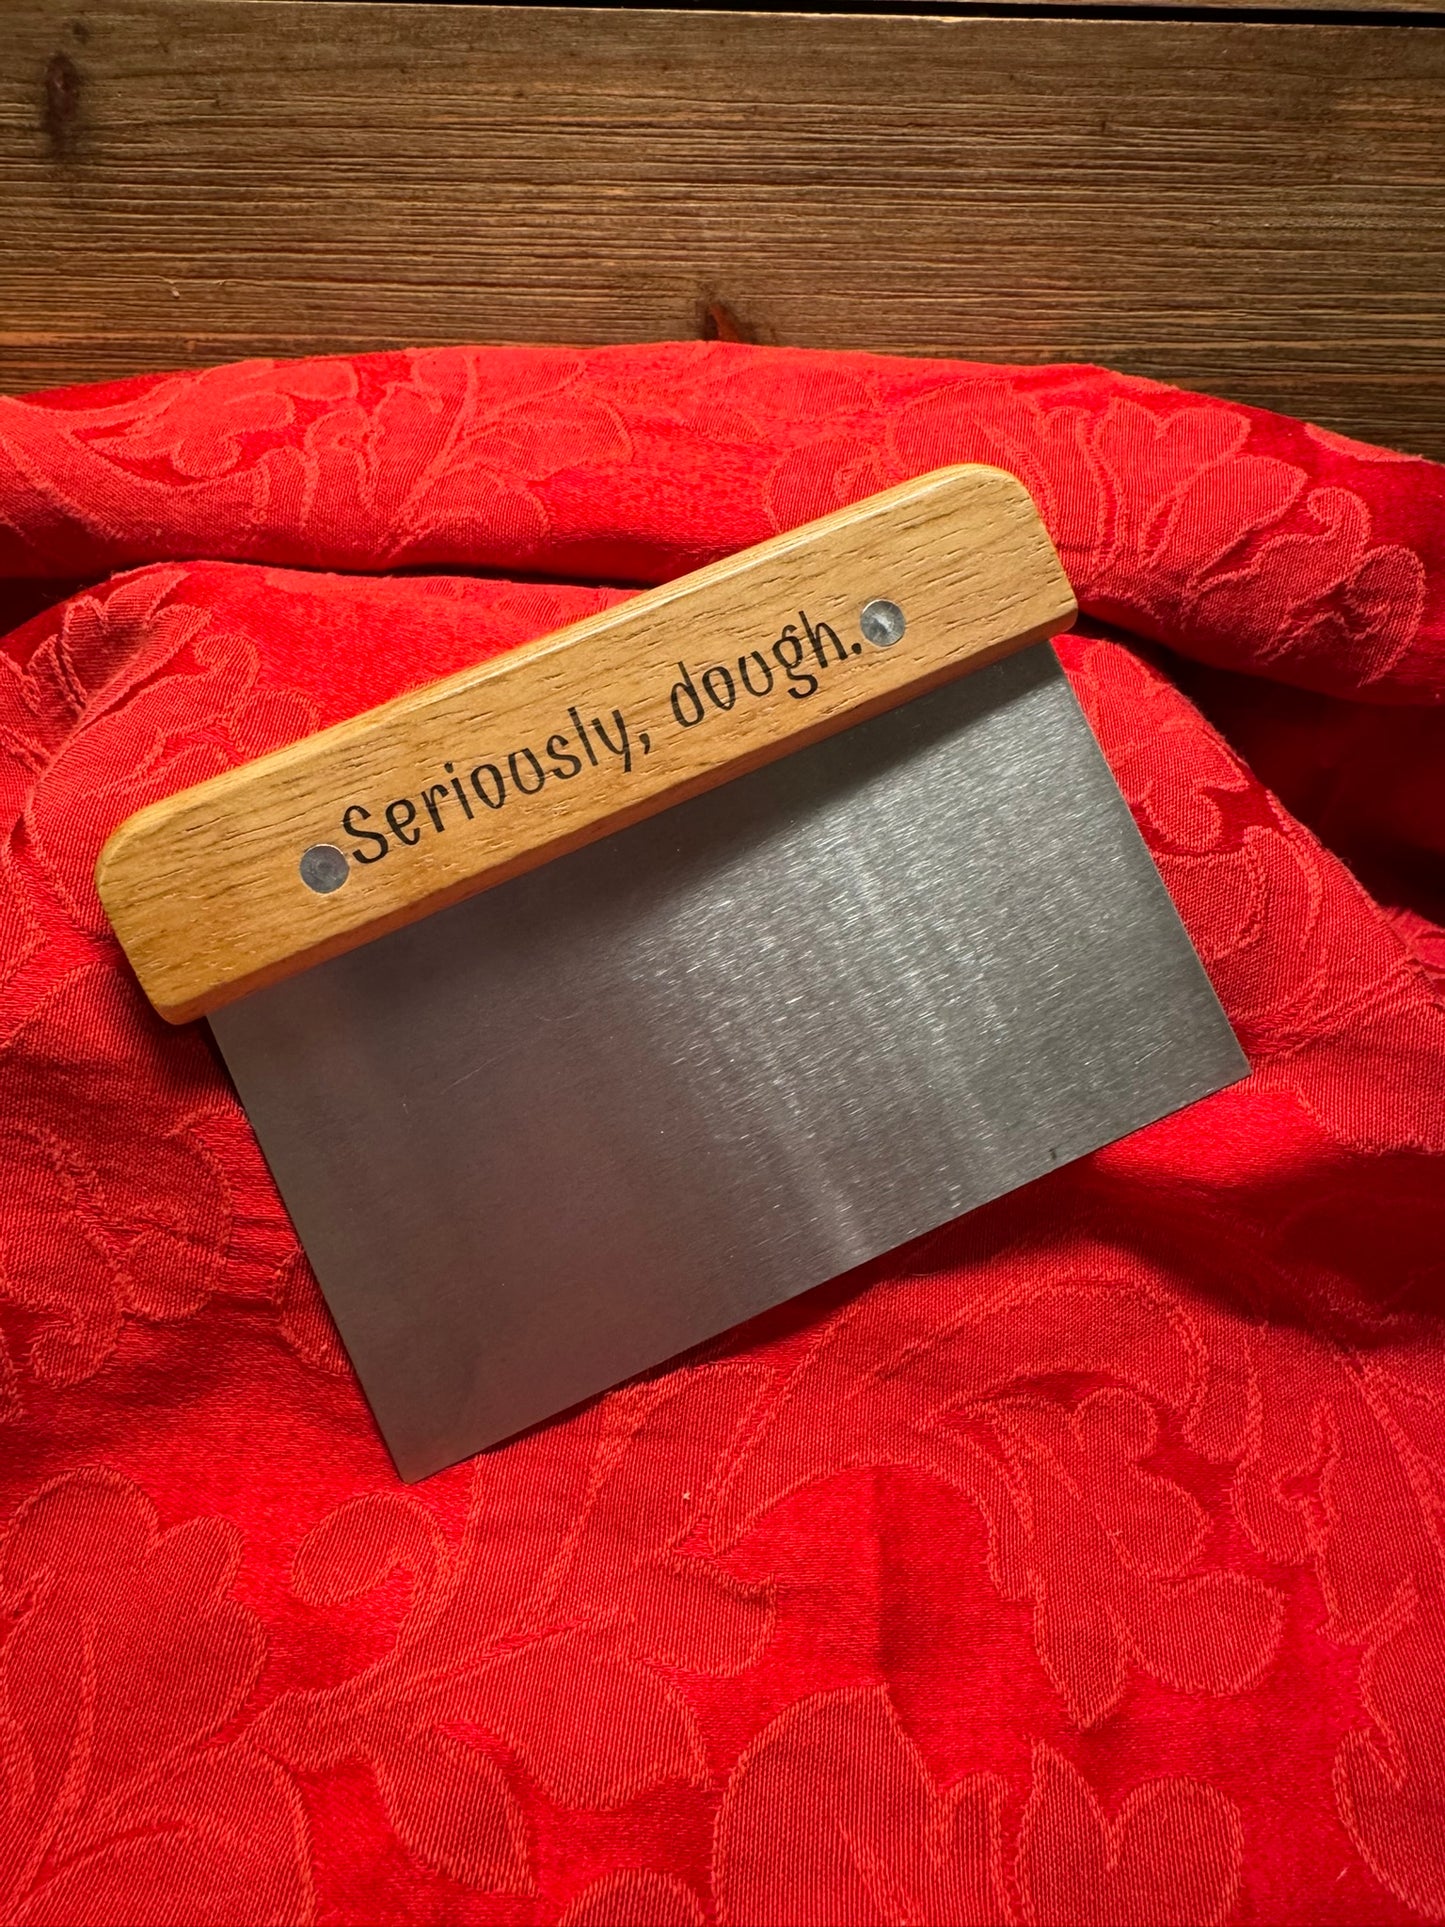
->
[689,1,1445,10]
[3,2,1443,454]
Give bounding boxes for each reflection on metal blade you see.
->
[210,644,1246,1480]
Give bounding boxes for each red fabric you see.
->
[1,344,1443,1927]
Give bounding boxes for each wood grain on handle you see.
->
[96,465,1076,1023]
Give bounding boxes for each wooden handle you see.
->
[97,465,1076,1023]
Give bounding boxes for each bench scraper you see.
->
[97,467,1246,1480]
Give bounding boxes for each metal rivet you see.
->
[860,598,906,648]
[299,843,349,894]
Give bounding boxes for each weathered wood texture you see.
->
[3,2,1443,454]
[827,1,1445,9]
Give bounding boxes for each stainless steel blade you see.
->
[210,642,1246,1480]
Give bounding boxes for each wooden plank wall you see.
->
[2,0,1442,455]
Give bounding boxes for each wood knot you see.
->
[698,299,759,346]
[43,51,83,160]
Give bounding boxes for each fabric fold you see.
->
[0,344,1442,1927]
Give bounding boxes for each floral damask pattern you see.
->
[0,1471,310,1926]
[0,568,315,1402]
[1,344,1443,1924]
[254,1367,772,1895]
[715,1690,1243,1927]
